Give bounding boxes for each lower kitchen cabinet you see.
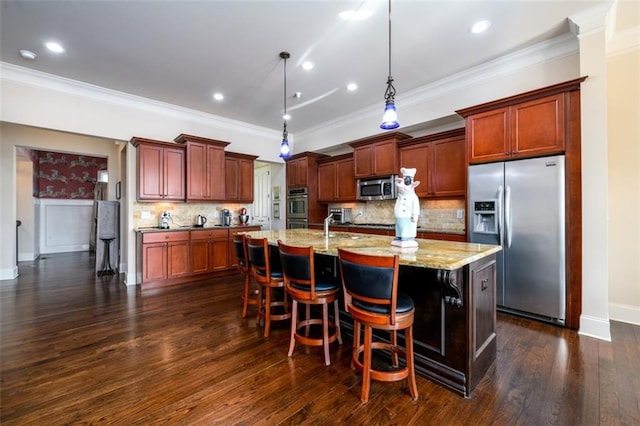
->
[139,231,190,283]
[137,227,262,289]
[191,229,230,274]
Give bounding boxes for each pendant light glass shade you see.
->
[279,51,292,159]
[380,0,399,130]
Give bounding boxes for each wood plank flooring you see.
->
[1,252,638,425]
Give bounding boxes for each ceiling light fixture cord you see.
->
[279,51,292,158]
[380,0,399,130]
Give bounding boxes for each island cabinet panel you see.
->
[349,132,411,178]
[174,134,230,202]
[395,255,497,397]
[398,128,466,198]
[225,152,258,202]
[131,138,186,201]
[318,154,356,202]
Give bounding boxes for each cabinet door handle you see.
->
[481,278,489,290]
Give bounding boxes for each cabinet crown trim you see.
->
[455,76,587,118]
[130,137,184,149]
[225,151,259,160]
[173,133,231,147]
[398,128,465,147]
[348,131,412,148]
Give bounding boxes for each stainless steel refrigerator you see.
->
[468,155,565,324]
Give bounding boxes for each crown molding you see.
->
[0,62,279,140]
[297,32,580,139]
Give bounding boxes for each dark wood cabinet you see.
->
[286,152,327,223]
[225,152,258,202]
[399,128,466,198]
[286,154,324,188]
[349,132,411,178]
[174,134,230,202]
[139,231,190,283]
[131,137,186,201]
[318,154,356,202]
[459,92,566,164]
[190,229,230,274]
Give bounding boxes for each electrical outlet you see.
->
[456,209,464,219]
[141,211,151,219]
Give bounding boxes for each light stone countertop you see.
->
[243,229,501,271]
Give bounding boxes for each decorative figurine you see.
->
[391,167,420,248]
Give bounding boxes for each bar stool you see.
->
[337,248,418,403]
[232,233,258,318]
[246,237,291,337]
[278,240,342,366]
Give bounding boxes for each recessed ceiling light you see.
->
[45,41,65,53]
[470,20,492,34]
[347,83,358,91]
[294,92,302,98]
[19,49,37,60]
[302,61,314,71]
[339,10,373,21]
[213,93,224,101]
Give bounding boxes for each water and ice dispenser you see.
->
[472,200,498,234]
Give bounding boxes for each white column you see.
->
[570,5,612,341]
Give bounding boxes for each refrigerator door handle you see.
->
[497,185,504,246]
[505,185,512,248]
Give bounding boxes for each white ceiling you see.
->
[1,0,613,134]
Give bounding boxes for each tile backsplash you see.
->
[133,202,253,228]
[329,199,466,233]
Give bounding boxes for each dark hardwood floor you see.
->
[1,252,638,425]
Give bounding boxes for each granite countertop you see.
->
[136,224,260,233]
[244,229,500,271]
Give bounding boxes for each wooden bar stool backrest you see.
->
[246,237,273,283]
[337,248,400,326]
[232,233,249,274]
[277,241,316,301]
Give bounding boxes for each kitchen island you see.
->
[245,228,501,397]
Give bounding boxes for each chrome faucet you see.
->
[324,213,334,237]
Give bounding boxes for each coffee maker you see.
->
[220,209,232,226]
[160,211,171,229]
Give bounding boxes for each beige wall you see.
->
[607,45,640,324]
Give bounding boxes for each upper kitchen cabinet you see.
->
[174,134,230,202]
[225,151,258,202]
[131,137,186,202]
[398,128,466,198]
[286,152,326,189]
[349,132,411,178]
[318,154,356,202]
[457,78,586,164]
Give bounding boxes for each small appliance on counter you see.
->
[195,214,207,227]
[238,208,250,225]
[160,211,171,229]
[220,209,232,226]
[329,207,352,224]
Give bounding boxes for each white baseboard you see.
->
[18,252,37,262]
[608,302,640,326]
[578,314,612,341]
[124,271,137,286]
[0,266,18,281]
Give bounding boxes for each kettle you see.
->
[196,214,207,227]
[239,208,249,225]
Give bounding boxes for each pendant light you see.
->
[380,0,399,130]
[279,51,292,158]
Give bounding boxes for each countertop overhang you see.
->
[244,229,500,271]
[136,224,259,233]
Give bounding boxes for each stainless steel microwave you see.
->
[357,175,397,201]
